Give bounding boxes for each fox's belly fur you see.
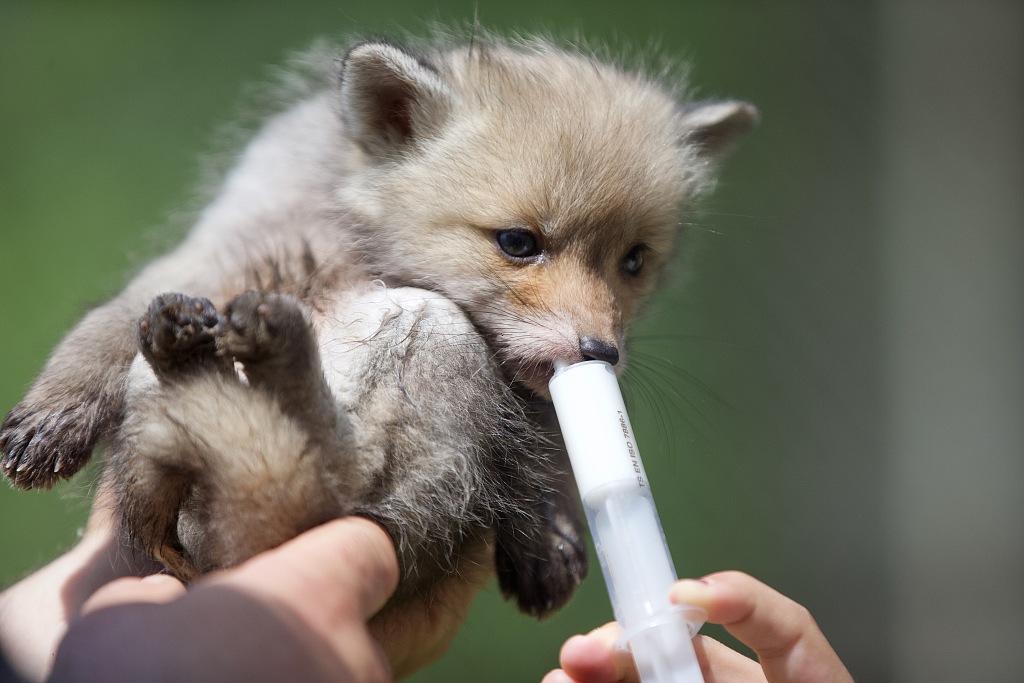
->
[111,284,584,614]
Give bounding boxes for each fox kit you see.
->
[0,33,755,616]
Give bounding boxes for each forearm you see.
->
[0,483,154,682]
[0,528,125,682]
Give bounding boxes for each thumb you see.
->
[80,575,187,616]
[209,516,400,622]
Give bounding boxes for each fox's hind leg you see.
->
[111,444,197,582]
[111,293,235,581]
[137,293,230,379]
[115,290,354,580]
[217,291,341,442]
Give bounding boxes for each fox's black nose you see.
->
[579,336,620,366]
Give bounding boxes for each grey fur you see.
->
[114,286,567,610]
[0,32,754,617]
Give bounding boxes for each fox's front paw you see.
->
[495,508,589,618]
[218,291,311,363]
[0,397,102,489]
[138,293,224,377]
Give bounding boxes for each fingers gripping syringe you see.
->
[549,360,706,683]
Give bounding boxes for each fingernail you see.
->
[670,578,715,606]
[585,625,621,649]
[140,574,187,590]
[141,574,171,585]
[577,621,628,653]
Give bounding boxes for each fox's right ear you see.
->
[339,41,454,158]
[677,100,759,164]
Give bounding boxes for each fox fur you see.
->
[0,31,755,617]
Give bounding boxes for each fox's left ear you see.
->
[677,100,759,162]
[339,40,454,158]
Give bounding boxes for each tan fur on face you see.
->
[340,40,705,392]
[473,256,622,390]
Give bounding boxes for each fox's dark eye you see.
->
[622,244,646,276]
[496,229,539,259]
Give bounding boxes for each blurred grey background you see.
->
[1,2,1021,681]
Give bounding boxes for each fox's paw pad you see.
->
[1,400,98,489]
[218,291,309,362]
[496,512,589,618]
[138,293,222,373]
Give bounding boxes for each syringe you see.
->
[549,360,705,683]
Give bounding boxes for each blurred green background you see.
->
[2,2,1021,682]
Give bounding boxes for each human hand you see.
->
[1,487,481,683]
[542,571,853,683]
[48,517,401,683]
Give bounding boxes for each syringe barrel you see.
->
[549,361,705,683]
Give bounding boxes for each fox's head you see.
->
[337,36,755,396]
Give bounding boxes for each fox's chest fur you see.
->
[1,32,754,618]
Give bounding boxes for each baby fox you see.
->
[0,33,755,616]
